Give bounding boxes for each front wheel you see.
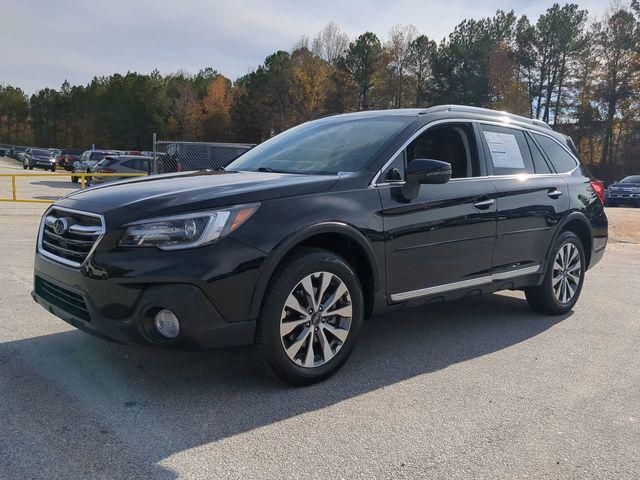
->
[251,248,364,385]
[525,231,586,315]
[71,176,78,183]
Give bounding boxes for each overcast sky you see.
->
[1,0,613,94]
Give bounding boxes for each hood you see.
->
[58,170,339,218]
[609,182,640,189]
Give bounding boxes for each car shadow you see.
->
[0,293,570,479]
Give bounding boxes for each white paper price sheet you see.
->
[483,131,525,169]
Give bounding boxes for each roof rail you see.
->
[424,105,552,130]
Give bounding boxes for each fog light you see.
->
[154,309,180,339]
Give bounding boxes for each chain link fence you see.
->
[152,139,255,174]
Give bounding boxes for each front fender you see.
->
[247,221,381,320]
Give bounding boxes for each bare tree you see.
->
[384,24,418,107]
[312,22,350,64]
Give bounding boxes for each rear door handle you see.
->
[547,188,563,199]
[473,198,495,210]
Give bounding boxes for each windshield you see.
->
[33,149,51,156]
[621,175,640,183]
[226,116,409,175]
[90,152,107,161]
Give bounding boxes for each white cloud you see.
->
[0,0,613,94]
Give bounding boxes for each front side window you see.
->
[480,124,534,175]
[227,116,410,175]
[380,123,480,182]
[532,133,578,173]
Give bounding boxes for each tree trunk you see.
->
[553,54,567,126]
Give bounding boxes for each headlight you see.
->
[118,203,259,250]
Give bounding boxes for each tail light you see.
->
[99,168,116,173]
[590,180,605,204]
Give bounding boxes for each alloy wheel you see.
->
[279,271,352,368]
[552,242,582,304]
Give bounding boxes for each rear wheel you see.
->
[251,248,364,385]
[525,231,586,315]
[28,166,33,170]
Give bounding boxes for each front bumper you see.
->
[32,235,265,349]
[606,192,640,202]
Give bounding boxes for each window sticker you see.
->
[483,131,525,169]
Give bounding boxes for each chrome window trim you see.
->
[371,117,579,187]
[390,264,540,302]
[37,206,106,269]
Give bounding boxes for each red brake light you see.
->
[100,168,115,173]
[590,180,605,204]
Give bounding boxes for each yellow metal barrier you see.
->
[0,172,147,204]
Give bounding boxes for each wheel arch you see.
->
[551,212,593,268]
[249,222,381,320]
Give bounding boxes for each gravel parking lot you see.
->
[1,155,639,479]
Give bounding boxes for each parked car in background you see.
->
[71,149,115,183]
[10,146,28,160]
[605,175,640,207]
[89,155,151,185]
[32,105,608,385]
[56,149,85,171]
[0,144,12,156]
[23,148,58,171]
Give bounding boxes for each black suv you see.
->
[32,106,608,385]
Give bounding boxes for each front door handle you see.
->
[473,198,495,210]
[547,188,563,199]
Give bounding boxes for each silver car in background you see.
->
[88,155,152,185]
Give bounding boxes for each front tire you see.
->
[525,231,586,315]
[251,248,364,385]
[71,176,78,183]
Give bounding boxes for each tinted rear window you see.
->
[33,149,51,156]
[525,134,552,174]
[532,134,578,173]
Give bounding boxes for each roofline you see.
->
[422,105,552,130]
[318,105,552,131]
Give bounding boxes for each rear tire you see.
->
[251,248,364,385]
[22,164,27,170]
[28,166,33,170]
[525,231,586,315]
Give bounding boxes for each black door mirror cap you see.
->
[401,159,452,200]
[405,158,452,185]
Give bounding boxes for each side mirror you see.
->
[401,158,451,200]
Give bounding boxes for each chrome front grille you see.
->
[38,207,105,267]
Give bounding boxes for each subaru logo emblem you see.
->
[53,218,68,235]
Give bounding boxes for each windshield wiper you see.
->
[257,166,292,174]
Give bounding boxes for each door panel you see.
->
[491,176,569,271]
[380,179,497,296]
